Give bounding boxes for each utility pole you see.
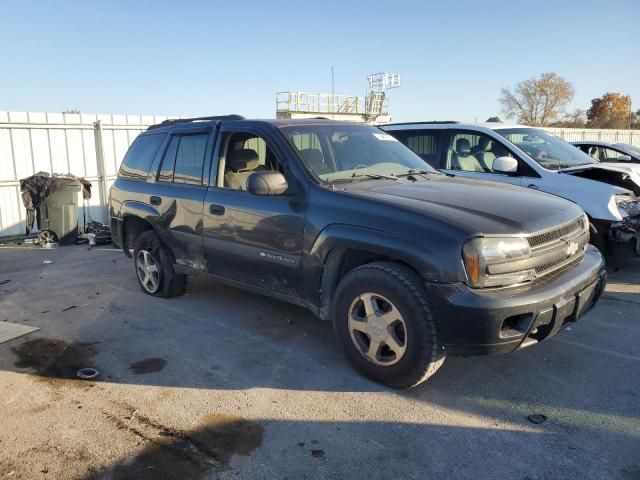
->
[331,66,335,120]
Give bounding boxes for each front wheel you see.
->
[589,222,608,255]
[332,261,445,389]
[133,230,186,298]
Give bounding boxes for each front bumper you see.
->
[426,247,606,356]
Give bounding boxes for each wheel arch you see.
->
[119,201,159,257]
[307,225,446,320]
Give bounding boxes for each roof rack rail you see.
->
[147,115,245,130]
[384,120,459,126]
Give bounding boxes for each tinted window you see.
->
[118,133,165,180]
[174,134,209,185]
[392,131,440,167]
[158,136,179,182]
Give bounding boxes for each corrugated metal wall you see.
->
[544,127,640,145]
[0,111,176,237]
[1,111,639,238]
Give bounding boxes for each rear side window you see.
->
[173,134,209,185]
[118,133,165,180]
[158,136,179,182]
[391,130,440,167]
[157,133,209,185]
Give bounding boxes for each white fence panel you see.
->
[545,127,640,146]
[3,110,635,239]
[0,110,180,238]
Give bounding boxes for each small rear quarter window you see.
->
[118,133,166,180]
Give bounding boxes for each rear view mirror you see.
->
[247,171,288,195]
[493,156,518,174]
[617,154,632,162]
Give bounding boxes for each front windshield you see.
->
[282,124,436,182]
[497,128,596,170]
[615,143,640,157]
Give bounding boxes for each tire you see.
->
[133,230,186,298]
[332,261,445,389]
[589,222,608,255]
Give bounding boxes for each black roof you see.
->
[145,115,367,133]
[146,115,245,130]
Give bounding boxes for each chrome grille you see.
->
[526,216,588,278]
[535,252,583,275]
[527,219,582,249]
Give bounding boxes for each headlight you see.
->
[462,236,534,288]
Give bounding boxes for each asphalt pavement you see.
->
[0,245,638,479]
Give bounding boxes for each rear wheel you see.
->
[333,261,445,389]
[133,230,186,298]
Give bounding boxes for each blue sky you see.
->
[1,0,638,122]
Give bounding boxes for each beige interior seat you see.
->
[452,138,486,172]
[223,149,264,190]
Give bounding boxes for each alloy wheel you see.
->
[136,249,160,293]
[347,293,408,366]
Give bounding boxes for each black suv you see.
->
[109,116,606,388]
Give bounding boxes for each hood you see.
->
[561,163,640,196]
[342,175,583,236]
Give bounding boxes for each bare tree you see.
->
[551,109,586,127]
[499,73,575,126]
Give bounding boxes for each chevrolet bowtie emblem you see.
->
[567,242,579,256]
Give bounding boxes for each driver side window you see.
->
[216,132,284,191]
[446,132,512,173]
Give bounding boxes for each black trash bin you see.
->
[40,179,82,245]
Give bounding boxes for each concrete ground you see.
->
[0,245,638,480]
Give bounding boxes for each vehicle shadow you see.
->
[0,246,638,476]
[73,416,637,480]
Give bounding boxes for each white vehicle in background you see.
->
[382,122,640,255]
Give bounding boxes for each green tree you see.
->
[499,72,575,126]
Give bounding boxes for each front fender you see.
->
[304,224,463,319]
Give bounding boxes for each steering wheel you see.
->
[353,164,369,170]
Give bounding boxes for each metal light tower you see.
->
[365,72,401,121]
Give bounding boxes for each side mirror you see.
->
[247,171,288,195]
[493,156,518,174]
[617,154,632,162]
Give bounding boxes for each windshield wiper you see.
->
[397,168,438,177]
[351,171,400,181]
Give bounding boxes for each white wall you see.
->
[0,111,176,237]
[1,110,639,238]
[545,127,640,146]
